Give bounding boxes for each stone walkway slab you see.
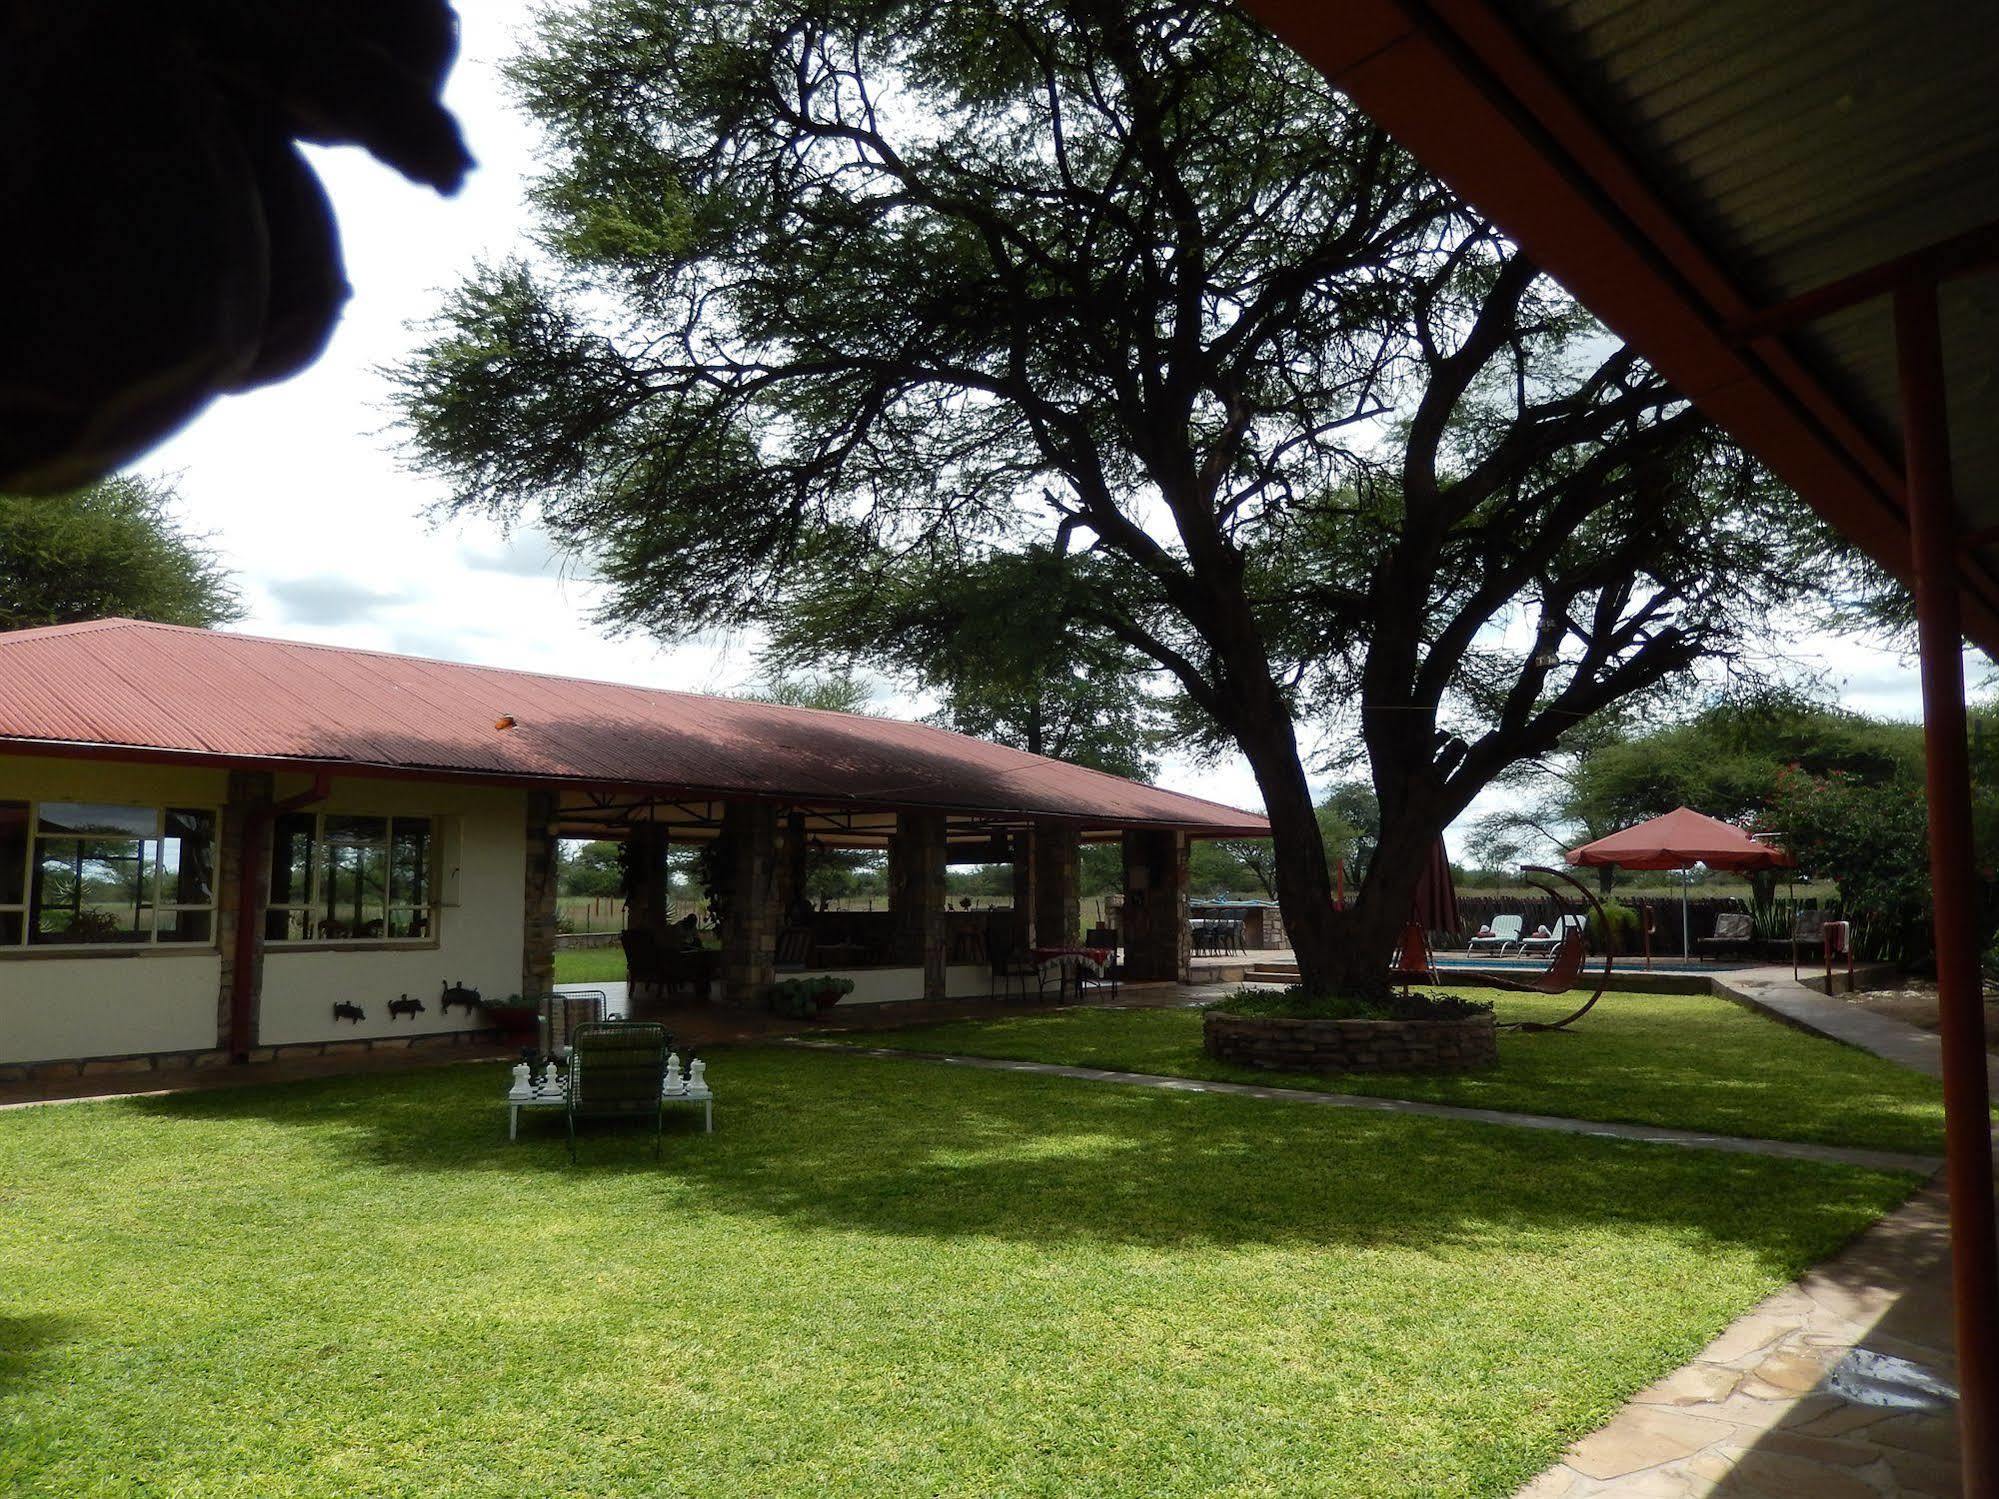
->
[1518,1183,1972,1497]
[1514,967,1991,1497]
[1714,967,1999,1093]
[783,1039,1943,1174]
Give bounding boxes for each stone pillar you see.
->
[1008,827,1036,951]
[778,810,809,923]
[522,790,562,998]
[892,812,948,999]
[1033,820,1080,949]
[216,770,275,1056]
[626,821,671,932]
[718,802,782,1006]
[1122,829,1190,982]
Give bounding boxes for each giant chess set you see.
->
[506,1050,714,1139]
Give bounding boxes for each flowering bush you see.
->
[1765,767,1937,966]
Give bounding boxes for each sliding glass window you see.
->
[266,813,434,943]
[0,801,217,949]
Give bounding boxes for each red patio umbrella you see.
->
[1566,807,1791,955]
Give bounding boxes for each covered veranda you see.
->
[548,785,1265,1008]
[1243,1,1999,1489]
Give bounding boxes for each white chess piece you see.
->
[687,1057,708,1094]
[509,1062,531,1098]
[541,1061,563,1094]
[664,1053,683,1092]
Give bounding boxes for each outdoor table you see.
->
[505,1066,713,1140]
[1030,945,1113,1000]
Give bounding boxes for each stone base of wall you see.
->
[0,1029,505,1085]
[1204,1010,1498,1073]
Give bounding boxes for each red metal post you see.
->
[1896,279,1999,1497]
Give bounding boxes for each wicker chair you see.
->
[565,1021,669,1163]
[987,927,1037,1000]
[541,989,609,1057]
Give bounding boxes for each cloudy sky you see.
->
[140,1,1929,854]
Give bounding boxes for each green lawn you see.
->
[0,1047,1915,1497]
[553,945,627,985]
[837,989,1950,1156]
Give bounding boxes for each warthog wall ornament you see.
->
[388,994,425,1021]
[440,980,480,1014]
[332,1001,365,1024]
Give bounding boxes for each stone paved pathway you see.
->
[1517,966,1990,1497]
[1715,967,1999,1092]
[782,1039,1943,1175]
[1518,1184,1968,1498]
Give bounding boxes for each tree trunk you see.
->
[1230,708,1343,994]
[1320,795,1445,999]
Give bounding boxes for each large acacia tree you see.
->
[396,0,1803,996]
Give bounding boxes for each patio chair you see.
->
[564,1021,669,1163]
[621,928,665,1001]
[1789,907,1831,973]
[1390,920,1436,990]
[1075,949,1119,1004]
[775,927,812,971]
[1517,914,1586,956]
[541,988,610,1057]
[1084,926,1119,952]
[658,942,716,1000]
[1696,911,1756,960]
[1467,914,1524,955]
[987,927,1037,1000]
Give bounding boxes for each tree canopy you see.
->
[396,0,1812,995]
[0,474,242,632]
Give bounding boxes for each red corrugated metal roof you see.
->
[0,619,1268,834]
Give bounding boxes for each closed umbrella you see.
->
[1411,835,1461,938]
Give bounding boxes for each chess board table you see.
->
[506,1079,714,1140]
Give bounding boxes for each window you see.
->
[266,813,434,943]
[0,800,217,949]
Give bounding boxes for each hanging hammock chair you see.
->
[1481,865,1615,1031]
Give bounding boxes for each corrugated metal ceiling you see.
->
[1515,0,1999,530]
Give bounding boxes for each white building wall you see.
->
[0,754,230,1064]
[256,775,527,1048]
[0,754,529,1064]
[824,963,989,1004]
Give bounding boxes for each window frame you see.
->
[0,799,221,952]
[265,811,439,948]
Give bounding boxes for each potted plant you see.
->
[480,993,540,1040]
[768,975,856,1018]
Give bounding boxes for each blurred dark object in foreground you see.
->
[0,2,473,493]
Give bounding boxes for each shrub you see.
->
[1211,986,1493,1022]
[1586,901,1641,954]
[769,975,857,1018]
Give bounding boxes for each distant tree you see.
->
[741,672,874,716]
[764,548,1170,780]
[558,839,624,898]
[1193,783,1378,899]
[1472,689,1921,876]
[0,474,242,631]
